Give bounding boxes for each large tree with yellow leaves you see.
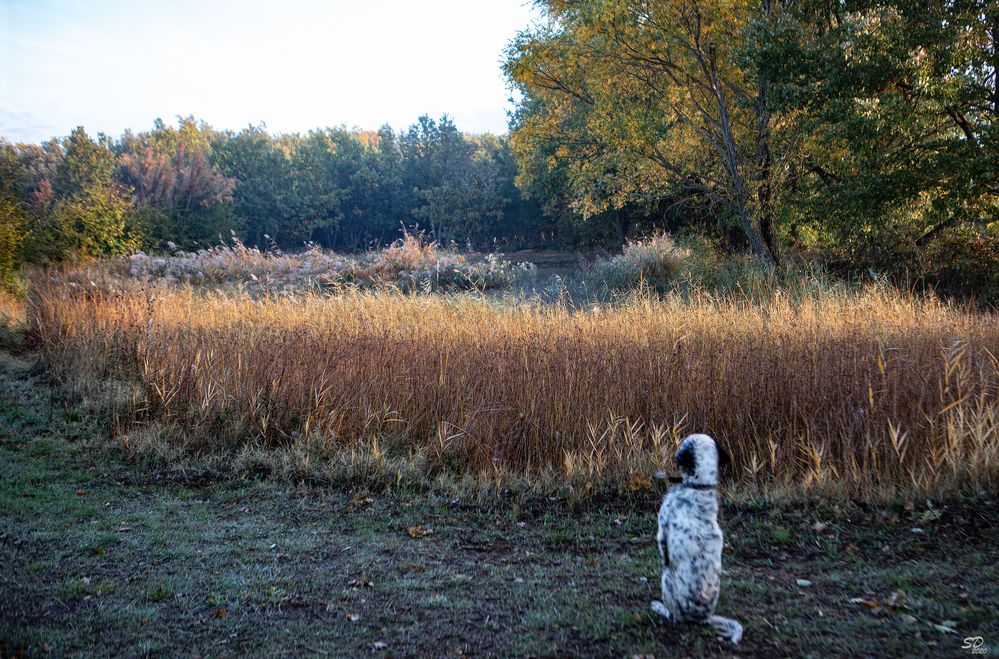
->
[506,0,801,266]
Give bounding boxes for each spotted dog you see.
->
[650,433,743,644]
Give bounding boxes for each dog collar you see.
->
[667,476,717,489]
[683,483,717,490]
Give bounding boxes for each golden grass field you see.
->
[25,263,998,500]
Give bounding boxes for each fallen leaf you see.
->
[626,473,652,492]
[75,490,87,497]
[886,590,907,609]
[347,495,374,512]
[215,608,227,618]
[407,525,433,538]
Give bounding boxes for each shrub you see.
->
[585,234,692,293]
[919,228,999,307]
[125,232,536,293]
[585,233,781,296]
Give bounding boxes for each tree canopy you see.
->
[504,0,998,284]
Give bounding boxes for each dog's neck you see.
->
[668,475,717,490]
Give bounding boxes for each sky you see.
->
[0,0,539,143]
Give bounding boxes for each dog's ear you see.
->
[716,441,731,471]
[675,444,696,475]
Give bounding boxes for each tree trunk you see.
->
[613,208,629,246]
[707,47,776,267]
[754,0,782,268]
[992,18,999,116]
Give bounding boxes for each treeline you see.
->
[3,0,998,303]
[1,115,594,286]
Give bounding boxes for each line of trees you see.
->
[0,115,589,281]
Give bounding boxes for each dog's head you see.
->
[675,433,729,486]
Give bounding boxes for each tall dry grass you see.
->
[28,271,999,498]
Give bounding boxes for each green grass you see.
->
[1,348,997,657]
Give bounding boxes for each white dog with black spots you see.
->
[650,433,743,644]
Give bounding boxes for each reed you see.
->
[28,269,999,497]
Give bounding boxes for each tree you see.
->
[211,125,295,248]
[755,0,999,260]
[32,127,139,261]
[0,141,28,287]
[505,0,790,265]
[119,117,235,248]
[283,130,347,247]
[49,184,140,258]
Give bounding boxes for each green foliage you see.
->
[505,0,999,300]
[920,229,999,306]
[48,185,140,259]
[209,116,544,251]
[6,116,549,261]
[0,141,28,289]
[743,0,998,301]
[18,127,142,263]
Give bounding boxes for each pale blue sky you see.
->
[0,0,538,143]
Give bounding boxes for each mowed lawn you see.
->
[1,350,997,658]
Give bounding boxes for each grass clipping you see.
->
[28,269,999,499]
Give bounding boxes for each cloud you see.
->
[0,106,61,143]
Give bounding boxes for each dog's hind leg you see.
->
[706,615,743,645]
[651,568,676,621]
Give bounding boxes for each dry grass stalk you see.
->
[28,270,999,497]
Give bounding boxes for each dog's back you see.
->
[658,485,724,621]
